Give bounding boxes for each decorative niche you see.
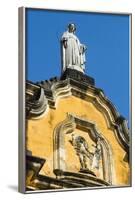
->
[53,113,113,184]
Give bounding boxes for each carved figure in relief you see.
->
[70,134,93,170]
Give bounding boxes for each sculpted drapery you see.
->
[61,23,86,73]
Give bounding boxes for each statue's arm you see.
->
[62,38,68,48]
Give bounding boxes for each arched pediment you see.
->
[26,78,129,154]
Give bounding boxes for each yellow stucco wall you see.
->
[26,95,130,186]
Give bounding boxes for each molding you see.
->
[26,154,110,190]
[26,78,129,153]
[26,81,48,119]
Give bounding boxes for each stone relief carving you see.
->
[70,133,102,173]
[53,113,113,183]
[91,138,102,170]
[70,134,93,170]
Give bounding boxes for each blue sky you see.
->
[26,8,130,122]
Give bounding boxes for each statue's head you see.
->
[68,23,76,33]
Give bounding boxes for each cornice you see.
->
[26,154,110,190]
[26,77,129,153]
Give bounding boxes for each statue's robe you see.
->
[61,31,85,73]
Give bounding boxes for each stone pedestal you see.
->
[79,168,96,177]
[61,68,95,86]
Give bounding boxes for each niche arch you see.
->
[53,113,114,184]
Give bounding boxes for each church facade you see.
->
[26,67,130,191]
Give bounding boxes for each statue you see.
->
[61,23,86,74]
[70,134,93,170]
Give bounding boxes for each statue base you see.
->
[79,168,96,177]
[61,68,95,86]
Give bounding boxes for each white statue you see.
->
[61,23,86,74]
